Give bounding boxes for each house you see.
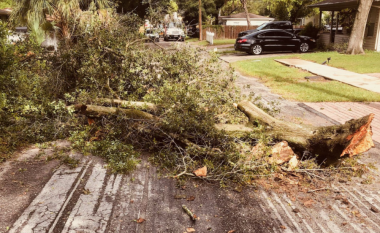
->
[309,0,380,51]
[0,8,11,21]
[218,12,274,26]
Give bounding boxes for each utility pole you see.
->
[199,0,202,41]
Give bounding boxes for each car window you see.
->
[276,31,293,37]
[258,32,276,37]
[257,23,268,30]
[263,24,275,29]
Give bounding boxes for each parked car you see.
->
[145,29,160,42]
[234,29,316,55]
[238,21,300,37]
[164,26,185,41]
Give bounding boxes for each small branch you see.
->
[182,205,197,221]
[307,187,331,193]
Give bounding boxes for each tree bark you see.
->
[240,0,251,29]
[346,0,374,54]
[97,98,157,111]
[235,101,375,164]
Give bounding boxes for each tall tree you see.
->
[240,0,251,28]
[346,0,374,54]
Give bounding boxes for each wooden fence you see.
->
[201,26,258,39]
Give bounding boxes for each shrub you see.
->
[299,22,320,39]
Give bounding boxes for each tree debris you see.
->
[370,205,379,213]
[269,141,295,165]
[194,166,207,177]
[136,218,145,223]
[182,205,197,221]
[235,101,375,163]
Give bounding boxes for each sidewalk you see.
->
[276,59,380,94]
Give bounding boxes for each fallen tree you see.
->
[72,100,375,165]
[234,101,375,163]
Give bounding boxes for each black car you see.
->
[238,21,300,37]
[234,29,316,55]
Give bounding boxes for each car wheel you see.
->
[250,44,263,55]
[300,42,309,53]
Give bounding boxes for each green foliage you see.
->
[220,0,270,17]
[11,0,113,40]
[264,0,319,23]
[339,8,356,34]
[70,128,140,173]
[299,22,320,38]
[0,0,13,8]
[178,0,221,24]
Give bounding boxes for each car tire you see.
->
[250,44,263,55]
[299,42,309,53]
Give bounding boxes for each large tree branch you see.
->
[97,98,157,111]
[69,104,157,120]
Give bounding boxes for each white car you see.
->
[164,27,185,41]
[145,29,160,42]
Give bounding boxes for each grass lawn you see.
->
[231,51,380,102]
[186,38,236,46]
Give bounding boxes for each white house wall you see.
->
[225,19,273,26]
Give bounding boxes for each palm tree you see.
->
[11,0,111,42]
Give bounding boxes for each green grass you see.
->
[231,52,380,102]
[186,38,236,46]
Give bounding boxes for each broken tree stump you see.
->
[236,101,375,163]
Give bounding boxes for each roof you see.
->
[0,8,12,16]
[219,12,271,19]
[309,0,380,10]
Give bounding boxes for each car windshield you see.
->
[257,23,269,30]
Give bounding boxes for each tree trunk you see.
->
[199,0,203,41]
[235,101,375,164]
[240,0,251,29]
[346,0,374,54]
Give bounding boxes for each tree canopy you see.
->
[264,0,319,23]
[177,0,225,24]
